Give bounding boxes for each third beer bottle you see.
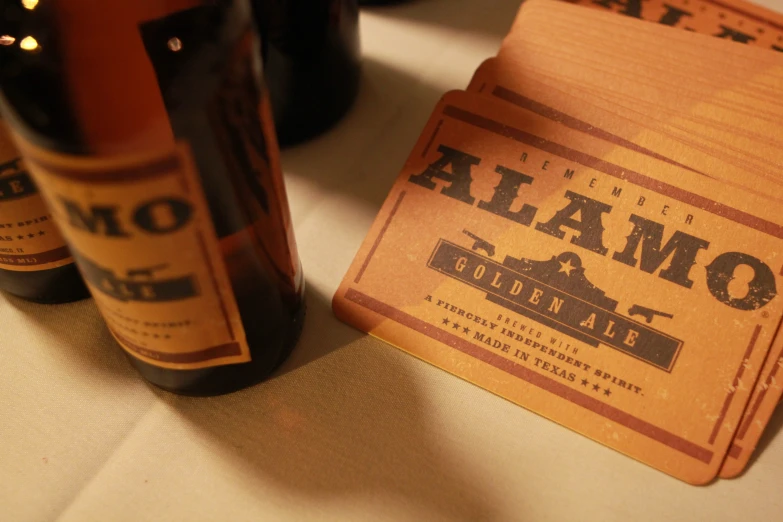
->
[0,0,305,395]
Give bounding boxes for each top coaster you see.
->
[333,90,783,483]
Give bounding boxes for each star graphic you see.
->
[592,383,601,392]
[463,326,470,334]
[27,233,35,238]
[442,318,450,326]
[452,322,461,330]
[38,230,45,236]
[558,259,576,276]
[16,235,24,240]
[604,388,612,397]
[581,379,589,387]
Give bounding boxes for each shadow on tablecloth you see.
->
[4,293,139,381]
[161,284,502,521]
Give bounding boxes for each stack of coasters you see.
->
[333,0,783,483]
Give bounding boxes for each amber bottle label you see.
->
[17,138,251,370]
[0,126,72,272]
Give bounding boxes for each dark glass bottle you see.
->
[0,119,87,303]
[251,0,361,146]
[0,0,305,395]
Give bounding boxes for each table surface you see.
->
[3,1,783,520]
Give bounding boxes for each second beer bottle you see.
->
[0,119,88,303]
[0,0,305,395]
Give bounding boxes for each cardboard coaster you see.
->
[334,90,783,483]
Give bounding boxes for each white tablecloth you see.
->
[3,1,782,520]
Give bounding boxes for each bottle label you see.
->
[17,138,251,370]
[0,127,72,272]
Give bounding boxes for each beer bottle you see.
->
[0,119,87,303]
[0,0,305,395]
[252,0,361,146]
